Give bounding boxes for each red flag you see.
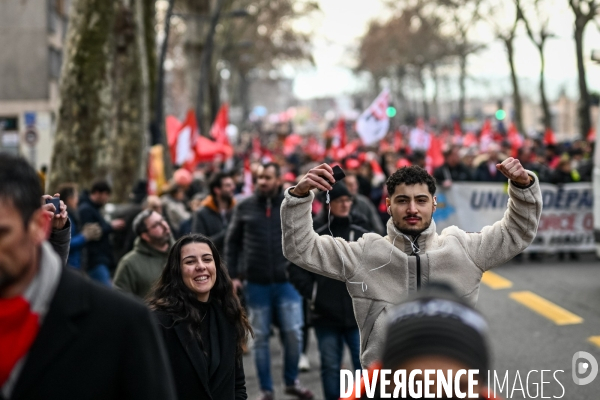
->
[167,110,198,170]
[543,128,557,145]
[210,103,230,145]
[194,135,233,163]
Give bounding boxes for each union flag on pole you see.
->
[356,89,390,146]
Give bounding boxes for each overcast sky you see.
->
[290,0,600,102]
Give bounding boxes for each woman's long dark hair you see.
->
[147,234,252,360]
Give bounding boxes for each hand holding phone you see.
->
[332,165,346,183]
[45,196,61,215]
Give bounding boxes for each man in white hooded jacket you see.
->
[281,159,542,368]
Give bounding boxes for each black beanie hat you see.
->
[327,181,351,202]
[381,283,490,381]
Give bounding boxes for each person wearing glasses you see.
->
[114,209,173,298]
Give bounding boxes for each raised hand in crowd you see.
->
[496,157,531,186]
[291,163,335,196]
[41,193,68,230]
[81,222,103,241]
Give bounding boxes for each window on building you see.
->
[48,47,63,80]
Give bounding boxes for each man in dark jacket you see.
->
[0,154,176,400]
[474,144,508,183]
[289,183,368,400]
[114,210,173,299]
[344,173,385,234]
[433,145,473,187]
[78,181,125,286]
[191,171,236,255]
[225,162,313,400]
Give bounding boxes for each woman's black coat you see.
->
[154,305,247,400]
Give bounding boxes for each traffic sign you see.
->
[24,127,38,146]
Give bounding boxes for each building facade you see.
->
[0,0,69,172]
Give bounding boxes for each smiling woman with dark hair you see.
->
[148,234,252,400]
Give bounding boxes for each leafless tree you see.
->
[568,0,599,138]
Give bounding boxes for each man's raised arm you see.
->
[459,157,543,271]
[281,164,363,281]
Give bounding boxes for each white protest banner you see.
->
[434,182,594,252]
[356,89,390,146]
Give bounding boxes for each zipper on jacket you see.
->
[411,235,421,290]
[266,197,272,218]
[415,254,421,290]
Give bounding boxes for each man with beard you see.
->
[226,163,313,400]
[114,210,173,299]
[0,154,176,400]
[281,161,542,368]
[289,182,368,400]
[191,171,236,255]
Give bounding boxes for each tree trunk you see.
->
[209,72,220,126]
[49,0,116,192]
[197,0,224,136]
[505,38,524,134]
[537,40,552,130]
[152,0,173,177]
[574,24,591,138]
[239,70,250,122]
[154,0,174,146]
[430,63,439,124]
[418,68,429,121]
[49,0,154,201]
[395,66,407,122]
[458,55,467,122]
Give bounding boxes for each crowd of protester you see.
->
[1,118,587,399]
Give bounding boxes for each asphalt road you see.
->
[243,254,600,399]
[477,254,600,400]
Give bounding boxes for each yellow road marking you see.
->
[509,291,583,325]
[588,337,600,348]
[481,271,513,289]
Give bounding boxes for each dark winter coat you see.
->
[474,161,508,182]
[154,304,247,400]
[289,213,369,328]
[225,189,288,284]
[191,195,235,255]
[433,162,473,183]
[8,263,177,400]
[78,193,115,270]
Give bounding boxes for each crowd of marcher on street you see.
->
[3,118,582,399]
